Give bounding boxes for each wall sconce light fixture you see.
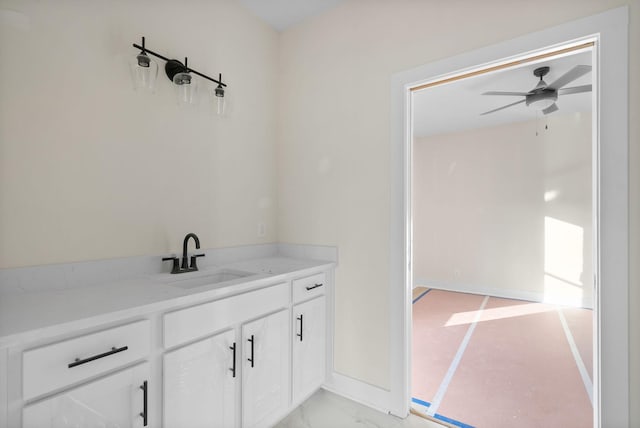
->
[131,37,227,113]
[129,37,158,93]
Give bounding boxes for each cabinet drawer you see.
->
[292,272,326,303]
[164,282,289,349]
[23,362,150,428]
[23,320,150,401]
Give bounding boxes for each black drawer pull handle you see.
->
[247,335,255,368]
[68,346,129,368]
[229,342,237,377]
[140,380,148,426]
[306,283,324,291]
[297,314,304,342]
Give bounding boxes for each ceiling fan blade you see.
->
[548,65,592,90]
[542,103,559,115]
[482,91,528,96]
[558,84,592,95]
[480,99,526,115]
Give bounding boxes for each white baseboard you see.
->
[323,371,390,414]
[414,278,593,309]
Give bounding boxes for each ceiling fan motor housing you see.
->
[526,88,558,107]
[526,66,557,107]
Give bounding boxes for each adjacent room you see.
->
[411,49,594,427]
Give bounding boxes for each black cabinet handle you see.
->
[305,283,324,291]
[139,380,148,426]
[297,314,304,342]
[68,346,128,368]
[229,342,236,377]
[247,335,254,368]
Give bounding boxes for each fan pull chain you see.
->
[535,112,550,137]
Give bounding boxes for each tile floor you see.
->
[276,389,445,428]
[411,288,593,428]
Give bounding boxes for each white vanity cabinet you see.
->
[292,295,326,404]
[290,271,327,405]
[22,362,150,428]
[162,282,292,428]
[163,329,237,428]
[1,261,333,428]
[22,320,150,401]
[17,320,152,428]
[241,309,290,428]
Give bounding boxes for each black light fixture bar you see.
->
[132,37,226,87]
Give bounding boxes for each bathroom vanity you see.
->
[0,253,334,428]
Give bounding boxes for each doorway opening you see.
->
[409,43,595,427]
[389,8,629,427]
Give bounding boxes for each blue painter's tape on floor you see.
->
[433,413,475,428]
[411,397,432,407]
[412,288,432,304]
[411,397,475,428]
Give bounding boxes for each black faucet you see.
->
[181,233,200,270]
[162,233,205,274]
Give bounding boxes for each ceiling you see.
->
[413,50,593,138]
[233,1,592,137]
[238,0,345,31]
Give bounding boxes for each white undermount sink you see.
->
[163,268,255,289]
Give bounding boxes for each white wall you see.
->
[277,1,639,421]
[413,113,593,308]
[0,0,279,268]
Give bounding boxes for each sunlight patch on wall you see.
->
[544,189,560,202]
[544,216,584,306]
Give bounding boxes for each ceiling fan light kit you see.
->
[525,67,558,110]
[481,64,592,116]
[526,91,558,110]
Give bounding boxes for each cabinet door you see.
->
[163,329,237,428]
[241,309,289,428]
[22,362,150,428]
[292,296,326,403]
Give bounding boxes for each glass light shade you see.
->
[173,72,197,105]
[530,98,555,110]
[211,85,226,116]
[129,52,158,92]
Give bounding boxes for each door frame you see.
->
[389,7,629,427]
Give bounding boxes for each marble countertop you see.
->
[0,256,333,348]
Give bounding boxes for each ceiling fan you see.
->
[480,65,592,116]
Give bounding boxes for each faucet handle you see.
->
[162,256,180,274]
[190,253,206,270]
